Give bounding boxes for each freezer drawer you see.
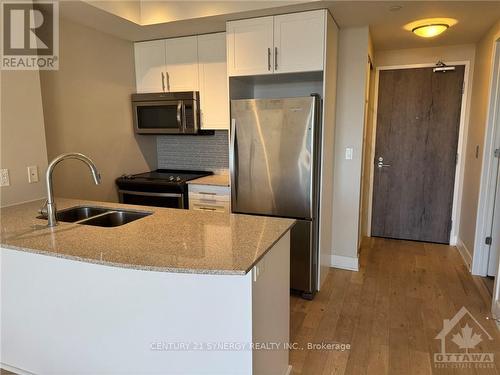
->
[290,219,317,296]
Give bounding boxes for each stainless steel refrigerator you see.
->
[230,95,322,299]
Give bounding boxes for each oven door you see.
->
[118,190,185,209]
[132,100,185,134]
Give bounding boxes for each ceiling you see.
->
[331,1,500,50]
[61,1,500,51]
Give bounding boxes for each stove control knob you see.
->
[169,176,175,181]
[176,176,181,182]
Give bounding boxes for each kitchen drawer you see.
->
[190,200,230,213]
[188,184,230,201]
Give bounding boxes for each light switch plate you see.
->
[0,168,10,187]
[28,165,39,183]
[345,147,354,160]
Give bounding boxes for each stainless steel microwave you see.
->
[132,91,200,135]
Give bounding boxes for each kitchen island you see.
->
[1,198,294,375]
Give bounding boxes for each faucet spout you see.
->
[43,153,101,227]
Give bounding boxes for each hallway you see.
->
[290,238,500,374]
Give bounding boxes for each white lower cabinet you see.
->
[189,184,230,213]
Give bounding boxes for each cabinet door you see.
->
[273,10,325,74]
[226,16,274,76]
[165,36,199,92]
[134,40,166,93]
[198,33,229,130]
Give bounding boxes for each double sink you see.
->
[39,206,152,227]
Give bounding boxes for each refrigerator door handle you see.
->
[230,119,238,206]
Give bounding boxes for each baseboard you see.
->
[330,255,359,271]
[450,235,458,246]
[456,238,473,270]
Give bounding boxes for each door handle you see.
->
[230,119,238,203]
[376,156,390,169]
[267,48,271,71]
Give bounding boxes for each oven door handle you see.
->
[118,190,183,198]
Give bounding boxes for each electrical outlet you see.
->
[27,165,39,183]
[0,169,10,187]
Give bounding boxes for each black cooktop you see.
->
[117,169,212,185]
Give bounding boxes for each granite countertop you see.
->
[187,174,230,187]
[0,198,294,275]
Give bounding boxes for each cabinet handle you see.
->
[166,72,170,92]
[274,47,278,70]
[198,207,217,211]
[161,72,165,92]
[267,48,271,71]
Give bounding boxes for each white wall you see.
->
[375,44,476,67]
[466,21,500,268]
[0,70,48,207]
[331,26,370,261]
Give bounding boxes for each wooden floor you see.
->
[290,237,500,375]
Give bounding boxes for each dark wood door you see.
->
[371,66,465,244]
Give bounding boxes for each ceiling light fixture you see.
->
[404,18,458,39]
[412,23,449,38]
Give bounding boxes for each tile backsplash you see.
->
[157,131,229,171]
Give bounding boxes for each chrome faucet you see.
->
[42,153,101,227]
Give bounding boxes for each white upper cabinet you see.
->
[226,16,274,76]
[134,36,199,93]
[226,10,326,77]
[165,36,199,92]
[198,33,229,130]
[134,40,166,93]
[273,10,325,74]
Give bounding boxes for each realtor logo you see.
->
[1,1,59,70]
[434,307,494,369]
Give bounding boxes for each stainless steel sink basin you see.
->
[38,206,152,227]
[78,210,151,227]
[38,206,109,223]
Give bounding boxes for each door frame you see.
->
[367,61,471,248]
[473,40,500,277]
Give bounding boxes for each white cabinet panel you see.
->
[273,10,325,73]
[134,40,166,93]
[165,36,199,91]
[198,33,229,130]
[227,16,274,76]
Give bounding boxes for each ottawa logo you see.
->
[434,307,494,368]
